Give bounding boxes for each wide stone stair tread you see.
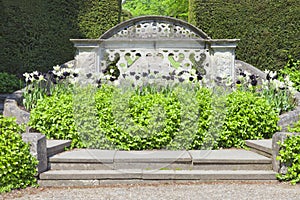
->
[245,139,272,158]
[50,149,271,164]
[38,169,276,187]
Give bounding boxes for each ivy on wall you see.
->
[189,0,300,71]
[0,0,121,76]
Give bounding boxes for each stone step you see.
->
[245,139,272,158]
[49,149,272,171]
[47,140,72,157]
[38,169,276,187]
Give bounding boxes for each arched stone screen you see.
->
[71,16,239,85]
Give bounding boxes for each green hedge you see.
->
[189,0,300,71]
[29,85,280,150]
[0,0,121,76]
[0,115,37,193]
[78,0,121,38]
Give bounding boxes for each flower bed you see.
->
[20,62,299,150]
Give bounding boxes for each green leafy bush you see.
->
[277,135,300,185]
[0,115,38,193]
[95,85,182,150]
[279,56,300,92]
[189,0,300,71]
[218,90,279,148]
[29,92,83,148]
[288,115,300,133]
[0,73,22,94]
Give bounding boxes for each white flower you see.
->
[269,71,277,79]
[33,71,39,76]
[110,69,114,73]
[53,65,60,71]
[53,70,63,77]
[38,75,45,81]
[272,79,284,90]
[66,63,73,68]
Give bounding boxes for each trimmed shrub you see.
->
[277,135,300,185]
[0,115,37,193]
[78,0,121,38]
[95,85,182,150]
[0,0,121,76]
[218,90,279,148]
[0,73,22,94]
[189,0,300,71]
[29,92,83,148]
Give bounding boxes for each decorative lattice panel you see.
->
[112,22,201,39]
[104,49,209,81]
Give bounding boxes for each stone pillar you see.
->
[71,39,102,84]
[208,40,239,84]
[22,133,47,174]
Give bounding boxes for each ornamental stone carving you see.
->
[71,16,239,85]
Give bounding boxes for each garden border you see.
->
[3,60,300,175]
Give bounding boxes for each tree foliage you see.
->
[122,0,189,21]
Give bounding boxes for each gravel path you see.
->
[1,181,300,200]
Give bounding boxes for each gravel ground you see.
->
[1,181,299,200]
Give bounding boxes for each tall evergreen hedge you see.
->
[0,0,121,76]
[189,0,300,71]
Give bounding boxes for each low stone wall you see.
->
[3,90,30,125]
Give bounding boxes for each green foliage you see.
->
[73,86,112,149]
[0,115,38,193]
[218,90,279,148]
[28,83,281,150]
[277,135,300,185]
[0,73,22,94]
[189,0,300,71]
[122,0,189,20]
[279,56,300,92]
[78,0,121,38]
[95,84,182,150]
[0,0,121,76]
[0,0,82,76]
[29,92,83,148]
[288,115,300,133]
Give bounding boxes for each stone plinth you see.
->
[22,132,48,174]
